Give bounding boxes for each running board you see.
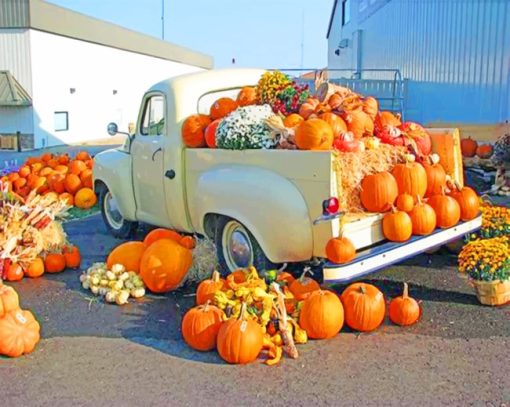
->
[323,216,482,284]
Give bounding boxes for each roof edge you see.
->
[326,0,339,39]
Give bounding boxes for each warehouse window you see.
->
[141,95,165,136]
[54,111,69,131]
[342,0,351,25]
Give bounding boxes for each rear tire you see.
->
[98,184,138,239]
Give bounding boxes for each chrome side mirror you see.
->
[107,122,119,136]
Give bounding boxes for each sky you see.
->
[47,0,333,69]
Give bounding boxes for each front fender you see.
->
[193,165,313,263]
[93,149,137,221]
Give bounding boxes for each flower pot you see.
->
[470,279,510,306]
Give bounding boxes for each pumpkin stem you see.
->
[359,285,366,294]
[453,180,462,192]
[390,204,398,213]
[278,263,288,272]
[416,194,422,206]
[212,270,220,282]
[402,282,409,298]
[238,302,248,321]
[299,266,313,282]
[203,299,211,312]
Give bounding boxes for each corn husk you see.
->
[185,237,218,284]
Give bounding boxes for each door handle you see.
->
[165,169,176,179]
[151,147,162,161]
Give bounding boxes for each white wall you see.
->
[0,28,32,94]
[29,30,204,148]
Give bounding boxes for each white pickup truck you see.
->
[93,68,481,283]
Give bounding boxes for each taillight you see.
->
[322,197,340,216]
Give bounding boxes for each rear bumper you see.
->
[323,216,482,284]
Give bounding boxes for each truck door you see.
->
[131,93,170,225]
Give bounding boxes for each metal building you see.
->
[0,0,213,150]
[327,0,510,141]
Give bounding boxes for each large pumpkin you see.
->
[106,241,146,273]
[210,97,237,120]
[423,159,446,197]
[389,282,420,326]
[74,188,97,209]
[144,228,182,247]
[382,208,412,242]
[139,238,193,293]
[344,110,374,139]
[325,236,355,263]
[182,114,211,148]
[409,197,437,235]
[64,174,82,195]
[360,171,398,213]
[341,283,386,332]
[236,87,257,107]
[391,162,428,200]
[299,290,344,339]
[196,270,226,305]
[0,283,20,317]
[319,113,347,139]
[363,97,379,120]
[295,119,334,150]
[375,111,401,129]
[427,191,460,228]
[460,136,478,157]
[448,183,480,221]
[217,303,263,364]
[181,302,224,351]
[0,309,40,358]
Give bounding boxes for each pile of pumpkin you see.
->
[324,153,481,264]
[0,281,40,358]
[181,266,421,365]
[460,136,493,159]
[0,151,97,209]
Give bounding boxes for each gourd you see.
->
[422,154,447,197]
[341,283,385,332]
[0,309,40,358]
[283,113,304,128]
[106,241,146,273]
[299,290,344,339]
[319,112,347,139]
[144,228,182,247]
[362,96,379,120]
[389,282,420,326]
[360,171,398,213]
[344,110,374,139]
[236,87,257,107]
[395,193,414,212]
[375,111,401,128]
[0,283,20,317]
[204,119,221,149]
[382,207,413,242]
[64,174,82,195]
[24,258,45,278]
[298,98,320,119]
[181,301,224,351]
[325,236,356,264]
[294,119,334,150]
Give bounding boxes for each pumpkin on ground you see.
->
[427,191,461,228]
[295,118,334,150]
[139,238,193,293]
[216,303,263,364]
[106,241,146,272]
[236,87,257,107]
[341,283,386,332]
[460,137,478,157]
[0,309,40,358]
[179,236,196,250]
[476,144,493,159]
[325,236,356,264]
[382,207,413,242]
[0,283,20,317]
[196,271,226,305]
[299,290,344,339]
[24,258,45,278]
[360,171,398,213]
[210,97,238,120]
[409,196,437,235]
[289,268,320,301]
[143,228,182,247]
[74,188,97,209]
[391,161,428,200]
[395,193,415,212]
[181,114,211,148]
[63,245,81,269]
[4,262,24,281]
[448,182,480,221]
[181,301,224,351]
[44,253,66,273]
[389,282,421,326]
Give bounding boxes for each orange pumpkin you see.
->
[139,239,193,293]
[299,98,320,119]
[143,228,182,247]
[5,262,24,282]
[69,160,87,175]
[276,271,295,285]
[236,87,257,107]
[179,235,196,250]
[59,192,74,206]
[476,144,493,159]
[289,268,320,301]
[18,165,31,178]
[427,191,461,228]
[80,168,93,188]
[389,282,420,326]
[460,137,478,157]
[448,182,480,221]
[360,171,398,213]
[54,165,69,175]
[196,270,225,305]
[8,172,19,182]
[182,301,224,351]
[383,207,413,242]
[74,188,97,209]
[64,174,82,195]
[423,159,446,197]
[375,111,401,128]
[44,253,66,273]
[395,193,415,212]
[283,113,304,128]
[295,118,334,150]
[409,196,436,235]
[0,283,20,317]
[181,114,211,148]
[345,110,374,139]
[341,283,386,332]
[76,151,91,161]
[39,167,53,177]
[299,290,344,339]
[63,245,81,269]
[226,269,246,289]
[58,154,70,165]
[46,158,58,169]
[13,177,27,191]
[325,236,356,263]
[363,96,379,120]
[24,258,45,278]
[204,119,221,149]
[216,303,263,364]
[391,161,428,200]
[40,152,52,162]
[319,112,348,139]
[0,309,40,358]
[106,241,146,273]
[210,97,237,120]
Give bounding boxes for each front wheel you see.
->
[212,217,273,275]
[98,185,138,239]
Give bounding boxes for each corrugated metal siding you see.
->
[328,0,510,124]
[0,29,32,95]
[0,0,29,28]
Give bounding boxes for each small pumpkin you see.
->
[18,165,31,178]
[298,98,320,119]
[375,111,401,129]
[319,112,348,139]
[276,271,295,285]
[5,262,24,281]
[63,245,81,269]
[476,144,493,159]
[216,302,264,364]
[289,268,320,301]
[427,190,461,228]
[360,171,398,213]
[106,241,146,272]
[363,96,379,120]
[395,193,414,212]
[391,161,428,199]
[181,301,224,351]
[204,119,221,149]
[196,271,226,305]
[182,114,211,148]
[79,168,93,189]
[236,87,257,107]
[143,228,182,247]
[76,151,91,161]
[341,283,386,332]
[460,136,478,157]
[210,97,237,120]
[299,290,344,339]
[423,155,446,197]
[0,309,40,358]
[25,258,45,278]
[139,238,193,293]
[344,110,374,139]
[448,181,480,221]
[64,174,82,195]
[0,283,20,317]
[59,192,74,206]
[295,118,334,150]
[74,187,97,209]
[179,235,196,250]
[325,236,356,264]
[382,207,413,242]
[409,196,436,235]
[69,160,87,175]
[44,253,66,273]
[283,113,304,128]
[389,282,420,326]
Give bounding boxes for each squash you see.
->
[299,290,344,339]
[325,236,356,264]
[4,262,24,281]
[423,155,447,197]
[182,114,211,148]
[389,282,420,326]
[24,258,45,278]
[181,301,224,351]
[341,283,385,332]
[460,136,478,157]
[333,132,365,152]
[196,271,226,305]
[382,207,413,242]
[0,309,40,358]
[0,283,20,317]
[362,96,379,120]
[295,118,334,150]
[210,97,237,120]
[409,196,437,235]
[144,228,182,247]
[68,160,87,175]
[283,113,304,128]
[106,241,146,273]
[375,111,401,128]
[298,98,320,119]
[360,171,398,213]
[64,174,82,195]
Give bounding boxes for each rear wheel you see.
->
[98,184,138,239]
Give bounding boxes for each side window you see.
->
[141,95,165,136]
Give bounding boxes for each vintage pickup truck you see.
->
[93,68,482,283]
